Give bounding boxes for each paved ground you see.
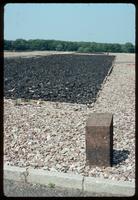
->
[3,179,122,197]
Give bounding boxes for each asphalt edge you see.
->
[4,164,135,197]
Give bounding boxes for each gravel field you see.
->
[4,54,115,104]
[4,52,135,183]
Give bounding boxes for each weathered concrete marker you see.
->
[86,113,113,167]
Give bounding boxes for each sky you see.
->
[4,3,135,44]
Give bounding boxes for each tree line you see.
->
[4,39,135,53]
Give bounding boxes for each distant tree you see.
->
[55,44,63,51]
[106,44,114,52]
[123,42,135,53]
[4,40,13,50]
[4,39,135,53]
[61,41,69,51]
[77,47,85,53]
[91,42,99,52]
[111,44,122,52]
[82,47,92,53]
[13,39,28,51]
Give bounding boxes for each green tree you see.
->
[4,40,13,50]
[111,44,122,52]
[13,39,28,51]
[123,42,135,53]
[77,47,85,53]
[55,44,63,51]
[82,47,92,53]
[4,39,134,53]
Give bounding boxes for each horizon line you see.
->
[4,38,135,45]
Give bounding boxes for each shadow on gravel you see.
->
[112,149,130,165]
[4,54,115,104]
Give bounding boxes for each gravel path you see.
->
[4,53,135,183]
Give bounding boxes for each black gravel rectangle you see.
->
[4,54,115,104]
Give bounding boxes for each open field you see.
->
[4,52,135,183]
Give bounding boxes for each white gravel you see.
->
[4,50,76,58]
[4,53,135,183]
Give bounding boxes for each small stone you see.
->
[61,148,69,154]
[56,164,62,169]
[44,155,51,162]
[127,166,132,170]
[47,135,51,141]
[43,166,49,170]
[37,161,44,167]
[50,167,58,172]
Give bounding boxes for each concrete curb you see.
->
[27,167,83,190]
[4,164,27,182]
[4,164,135,196]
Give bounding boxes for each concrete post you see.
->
[85,113,113,167]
